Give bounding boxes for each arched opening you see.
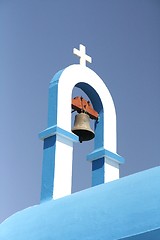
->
[71,83,103,193]
[75,82,104,150]
[71,87,94,193]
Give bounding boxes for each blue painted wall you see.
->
[1,167,160,240]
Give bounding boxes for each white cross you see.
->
[73,44,92,66]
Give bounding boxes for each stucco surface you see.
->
[1,167,160,240]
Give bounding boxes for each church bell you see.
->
[72,112,95,143]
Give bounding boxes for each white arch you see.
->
[40,64,120,200]
[57,64,117,153]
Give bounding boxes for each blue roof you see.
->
[1,167,160,240]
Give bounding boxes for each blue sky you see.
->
[0,0,160,223]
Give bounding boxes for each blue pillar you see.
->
[40,136,56,202]
[87,148,125,186]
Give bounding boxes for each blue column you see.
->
[92,157,105,186]
[87,148,125,187]
[40,135,56,202]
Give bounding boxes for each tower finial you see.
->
[73,44,92,66]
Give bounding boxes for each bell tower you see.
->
[39,44,124,202]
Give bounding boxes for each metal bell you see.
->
[72,113,95,143]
